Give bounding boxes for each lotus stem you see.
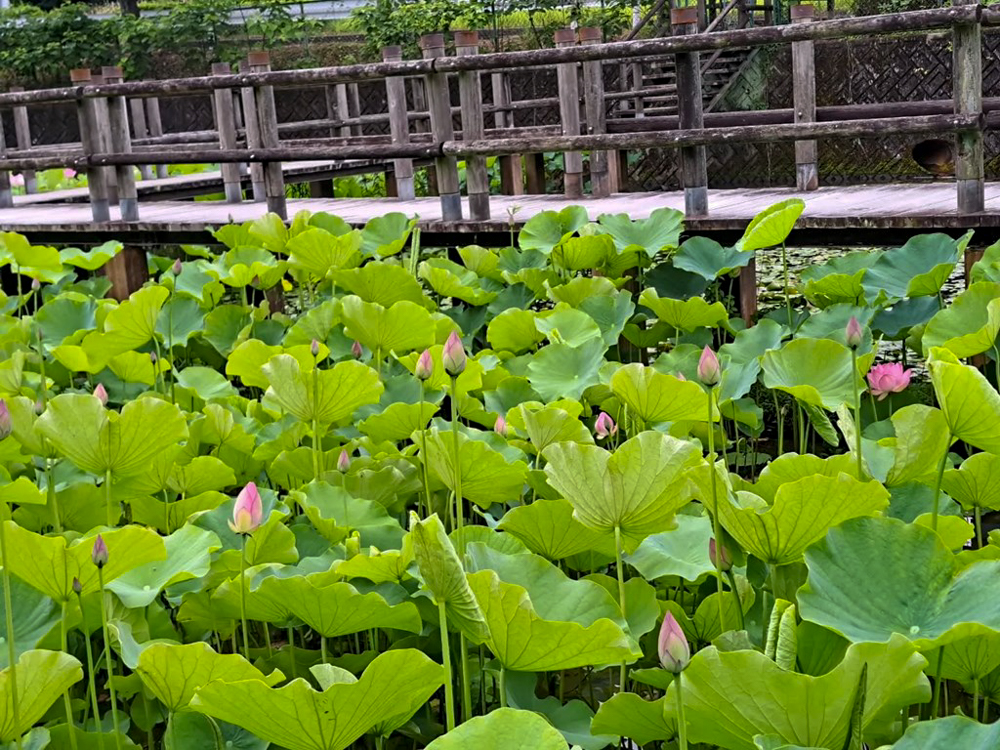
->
[975,507,984,549]
[437,601,456,731]
[262,622,272,659]
[675,673,689,750]
[499,664,507,709]
[994,345,1000,393]
[725,569,745,631]
[1,519,22,750]
[75,589,105,750]
[851,347,865,479]
[286,625,296,680]
[60,600,78,750]
[781,242,792,328]
[460,633,472,722]
[614,524,628,693]
[797,403,807,455]
[930,431,951,533]
[239,536,251,661]
[312,355,323,481]
[931,646,946,720]
[97,569,123,750]
[419,382,432,519]
[320,636,328,664]
[450,375,464,538]
[36,327,49,410]
[104,469,115,528]
[707,388,727,636]
[974,676,980,723]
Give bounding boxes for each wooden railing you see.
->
[0,4,993,224]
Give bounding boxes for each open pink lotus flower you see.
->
[867,363,912,401]
[9,174,24,188]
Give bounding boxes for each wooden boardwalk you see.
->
[3,182,1000,245]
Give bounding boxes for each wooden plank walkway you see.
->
[3,182,1000,244]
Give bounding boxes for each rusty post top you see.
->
[247,51,271,67]
[419,33,446,50]
[211,62,231,75]
[101,66,123,80]
[670,6,700,26]
[790,3,817,21]
[554,28,577,45]
[69,68,92,84]
[578,27,602,43]
[382,45,403,61]
[453,30,480,47]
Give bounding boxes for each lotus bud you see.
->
[149,351,157,364]
[251,275,260,288]
[442,331,466,377]
[91,534,109,569]
[676,372,686,381]
[351,340,363,359]
[337,449,350,473]
[697,346,721,386]
[594,411,617,440]
[64,168,78,181]
[228,481,263,535]
[0,399,10,441]
[709,538,732,572]
[93,383,108,405]
[31,277,40,291]
[172,258,182,275]
[845,316,863,349]
[72,577,83,596]
[658,611,690,674]
[311,339,320,358]
[33,400,43,415]
[414,349,434,381]
[494,414,508,437]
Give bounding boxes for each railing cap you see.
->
[454,30,480,47]
[69,68,92,84]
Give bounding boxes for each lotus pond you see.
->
[2,198,1000,750]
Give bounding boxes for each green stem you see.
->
[930,432,952,533]
[781,242,792,328]
[499,665,507,709]
[707,387,726,635]
[320,636,328,664]
[239,536,250,661]
[975,507,984,549]
[312,358,322,481]
[675,672,689,750]
[262,621,272,659]
[438,601,456,731]
[931,646,945,720]
[450,376,464,539]
[1,519,22,750]
[797,402,807,455]
[286,625,297,680]
[162,490,170,536]
[773,391,784,456]
[152,337,163,396]
[311,417,321,481]
[61,600,79,750]
[104,469,115,528]
[76,592,105,750]
[725,569,745,631]
[851,347,864,479]
[974,676,980,723]
[97,570,122,750]
[459,633,472,722]
[419,381,433,519]
[870,392,879,425]
[613,525,627,693]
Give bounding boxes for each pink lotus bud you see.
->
[414,349,434,381]
[251,275,260,288]
[93,383,108,405]
[658,611,690,674]
[442,331,467,377]
[311,339,320,358]
[351,340,363,359]
[867,363,913,402]
[676,372,686,381]
[337,449,350,473]
[30,278,40,291]
[72,577,82,595]
[595,411,617,440]
[64,169,78,181]
[697,346,721,386]
[845,316,863,349]
[10,174,24,188]
[33,400,43,415]
[172,258,182,275]
[91,534,109,569]
[494,414,508,437]
[709,538,732,572]
[228,481,263,535]
[149,351,157,364]
[0,399,10,441]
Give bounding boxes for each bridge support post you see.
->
[791,4,819,191]
[0,116,11,209]
[9,88,36,194]
[335,85,352,138]
[382,46,416,202]
[455,31,491,220]
[128,91,155,181]
[490,72,524,195]
[90,72,119,207]
[249,52,287,219]
[580,28,613,198]
[145,98,169,179]
[239,59,267,203]
[672,8,709,217]
[420,33,463,222]
[70,69,111,223]
[555,29,584,199]
[212,62,244,204]
[953,0,983,214]
[102,67,139,222]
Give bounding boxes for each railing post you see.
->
[128,91,155,181]
[410,76,438,196]
[490,71,524,195]
[248,51,287,219]
[335,84,352,137]
[953,0,983,214]
[420,33,462,222]
[212,62,244,204]
[555,28,584,199]
[70,69,111,222]
[0,114,11,209]
[672,7,708,217]
[102,66,139,222]
[145,97,168,178]
[239,59,267,202]
[382,45,416,201]
[91,72,118,205]
[579,27,612,197]
[9,87,36,194]
[791,4,818,191]
[455,31,490,220]
[349,83,363,136]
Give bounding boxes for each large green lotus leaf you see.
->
[943,452,1000,511]
[590,692,676,746]
[263,355,383,426]
[680,637,927,750]
[340,296,436,355]
[107,525,220,608]
[882,405,951,487]
[506,404,591,455]
[457,244,500,279]
[417,428,527,509]
[211,563,330,625]
[501,670,612,750]
[358,402,437,444]
[736,199,804,251]
[552,234,613,272]
[174,262,225,307]
[928,347,1000,453]
[59,240,123,271]
[519,207,589,254]
[751,454,857,502]
[3,522,167,601]
[498,498,608,560]
[287,228,362,279]
[624,512,715,582]
[796,304,875,354]
[0,650,84,743]
[535,307,603,348]
[926,631,1000,689]
[335,543,413,585]
[102,285,169,352]
[891,716,1000,748]
[36,394,188,477]
[596,208,683,257]
[330,261,426,309]
[544,432,702,550]
[156,296,207,349]
[360,212,414,257]
[137,642,283,712]
[923,281,1000,357]
[610,363,710,424]
[578,290,636,349]
[35,294,98,349]
[527,339,605,402]
[692,465,888,565]
[799,516,1000,649]
[673,236,753,280]
[873,296,940,340]
[639,288,728,331]
[215,247,287,289]
[800,251,879,308]
[293,483,403,551]
[245,213,287,253]
[226,339,282,389]
[761,338,858,410]
[409,513,488,642]
[168,456,236,497]
[0,578,61,669]
[465,546,637,670]
[191,649,443,750]
[276,578,421,637]
[108,350,159,386]
[862,232,969,300]
[425,708,568,750]
[419,258,496,305]
[486,308,544,354]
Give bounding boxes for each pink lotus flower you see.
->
[92,534,109,568]
[9,174,24,188]
[0,399,10,441]
[414,349,433,381]
[845,316,863,349]
[709,538,732,572]
[93,383,108,405]
[337,449,350,473]
[595,412,617,440]
[442,331,466,376]
[229,482,263,535]
[867,363,912,401]
[658,611,690,674]
[64,169,77,181]
[697,346,721,386]
[494,414,508,437]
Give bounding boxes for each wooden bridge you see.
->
[1,2,998,255]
